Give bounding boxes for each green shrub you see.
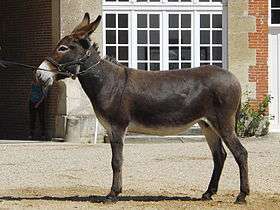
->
[236,94,272,138]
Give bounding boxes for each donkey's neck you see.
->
[77,54,126,113]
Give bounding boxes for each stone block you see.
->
[65,116,80,142]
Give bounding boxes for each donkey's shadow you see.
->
[0,195,203,203]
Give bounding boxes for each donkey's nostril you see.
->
[58,45,69,52]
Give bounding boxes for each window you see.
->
[199,0,222,2]
[103,0,224,70]
[200,13,223,67]
[271,0,280,24]
[168,13,192,69]
[137,13,161,70]
[105,13,129,66]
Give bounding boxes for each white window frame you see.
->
[167,12,193,69]
[134,12,162,70]
[103,0,227,70]
[103,12,131,65]
[198,11,223,66]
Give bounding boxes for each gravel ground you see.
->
[0,136,279,209]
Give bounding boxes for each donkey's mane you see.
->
[92,42,125,68]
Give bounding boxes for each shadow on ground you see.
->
[0,195,203,203]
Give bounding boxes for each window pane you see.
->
[169,63,179,70]
[150,30,160,44]
[169,14,179,28]
[138,47,148,60]
[169,30,179,44]
[181,14,191,28]
[119,0,129,1]
[200,47,210,60]
[213,63,223,67]
[212,30,222,44]
[137,30,147,44]
[212,47,222,60]
[272,10,280,24]
[120,62,128,66]
[106,30,116,44]
[168,0,179,2]
[106,47,116,58]
[150,63,160,71]
[200,14,210,28]
[200,31,210,44]
[106,14,116,28]
[169,47,179,60]
[138,63,148,70]
[212,0,222,2]
[212,14,222,28]
[200,63,210,66]
[118,47,128,60]
[150,0,160,2]
[138,14,147,28]
[181,0,192,2]
[150,14,159,28]
[150,47,160,60]
[181,30,191,44]
[118,14,128,28]
[137,0,147,2]
[272,0,280,8]
[199,0,209,2]
[182,63,191,68]
[118,30,128,44]
[181,47,191,60]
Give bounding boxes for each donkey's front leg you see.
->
[106,126,126,201]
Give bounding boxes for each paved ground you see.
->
[0,135,279,209]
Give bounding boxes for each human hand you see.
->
[35,103,40,108]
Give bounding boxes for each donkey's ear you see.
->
[74,15,102,39]
[87,15,102,35]
[71,13,90,34]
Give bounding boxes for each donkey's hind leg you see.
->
[208,116,249,204]
[198,121,227,200]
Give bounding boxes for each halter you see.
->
[45,50,91,73]
[45,47,102,77]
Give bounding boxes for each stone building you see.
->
[0,0,278,141]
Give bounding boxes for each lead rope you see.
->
[0,59,72,76]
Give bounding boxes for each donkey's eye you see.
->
[58,45,69,52]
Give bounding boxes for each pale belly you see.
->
[96,112,206,136]
[127,119,201,136]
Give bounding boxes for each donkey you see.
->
[36,13,249,204]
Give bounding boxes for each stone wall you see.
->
[227,0,257,99]
[56,0,104,142]
[227,0,268,103]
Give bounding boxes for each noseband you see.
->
[45,50,91,73]
[45,47,102,77]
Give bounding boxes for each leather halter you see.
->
[45,50,91,73]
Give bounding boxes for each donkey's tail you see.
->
[235,100,241,134]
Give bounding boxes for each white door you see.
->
[269,0,280,132]
[269,30,280,132]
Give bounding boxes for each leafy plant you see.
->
[236,94,272,138]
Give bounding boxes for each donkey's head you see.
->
[36,13,101,87]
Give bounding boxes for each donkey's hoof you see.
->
[104,195,118,203]
[201,192,213,201]
[234,194,247,205]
